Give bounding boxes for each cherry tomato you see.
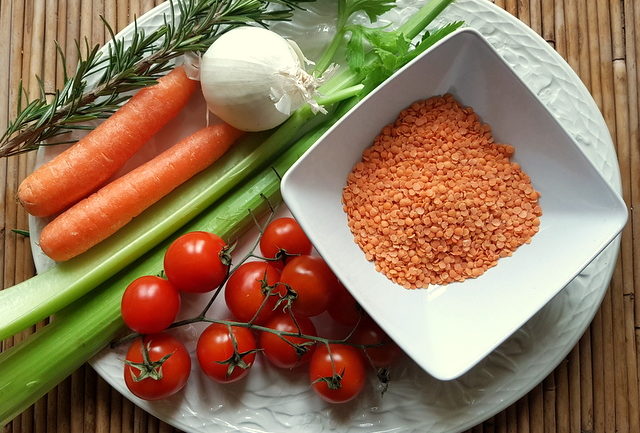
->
[309,344,366,404]
[327,280,364,327]
[196,322,257,383]
[280,256,334,317]
[164,231,229,293]
[121,276,181,334]
[260,218,312,268]
[124,333,191,401]
[224,261,282,324]
[351,320,402,368]
[259,313,317,369]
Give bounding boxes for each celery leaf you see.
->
[346,21,465,91]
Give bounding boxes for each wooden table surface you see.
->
[1,0,638,432]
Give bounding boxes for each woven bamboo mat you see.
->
[1,0,638,432]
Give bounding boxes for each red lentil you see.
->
[342,94,542,289]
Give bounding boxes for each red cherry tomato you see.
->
[121,276,181,334]
[327,280,364,327]
[224,261,282,325]
[280,256,334,317]
[351,321,402,368]
[164,231,229,293]
[124,333,191,401]
[196,322,257,383]
[260,218,312,268]
[259,313,317,369]
[309,344,366,404]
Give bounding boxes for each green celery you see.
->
[398,0,455,39]
[312,0,396,74]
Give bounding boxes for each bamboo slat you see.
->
[109,388,122,433]
[568,346,581,433]
[576,0,590,89]
[0,0,13,369]
[633,0,640,337]
[579,328,594,432]
[515,397,529,433]
[505,0,517,17]
[619,0,640,432]
[517,0,529,26]
[564,0,579,74]
[95,376,110,433]
[42,21,61,427]
[553,0,565,57]
[555,360,570,433]
[1,1,639,433]
[528,0,540,35]
[117,0,129,33]
[628,1,640,417]
[564,0,592,422]
[105,1,117,42]
[586,0,603,108]
[610,2,634,432]
[541,0,554,46]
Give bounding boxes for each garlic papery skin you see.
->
[200,26,322,132]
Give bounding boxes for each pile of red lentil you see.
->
[342,94,542,289]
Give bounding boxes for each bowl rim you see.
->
[281,27,628,380]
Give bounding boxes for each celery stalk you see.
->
[0,121,333,425]
[398,0,455,40]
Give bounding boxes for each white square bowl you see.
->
[281,28,627,380]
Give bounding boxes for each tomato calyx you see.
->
[124,340,174,382]
[310,343,345,390]
[257,269,278,297]
[216,348,262,379]
[274,248,289,267]
[219,242,235,268]
[277,333,315,359]
[214,324,261,379]
[253,249,301,268]
[272,248,300,267]
[292,340,315,358]
[272,282,298,312]
[312,369,345,390]
[284,312,315,358]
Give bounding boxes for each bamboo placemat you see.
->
[1,0,638,432]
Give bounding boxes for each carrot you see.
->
[39,123,244,262]
[18,66,199,217]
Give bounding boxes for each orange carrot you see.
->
[18,66,199,217]
[39,123,243,262]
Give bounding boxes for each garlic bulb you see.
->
[200,26,323,132]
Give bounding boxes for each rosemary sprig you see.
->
[0,0,312,158]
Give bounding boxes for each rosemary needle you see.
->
[0,0,312,158]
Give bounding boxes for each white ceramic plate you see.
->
[30,1,623,432]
